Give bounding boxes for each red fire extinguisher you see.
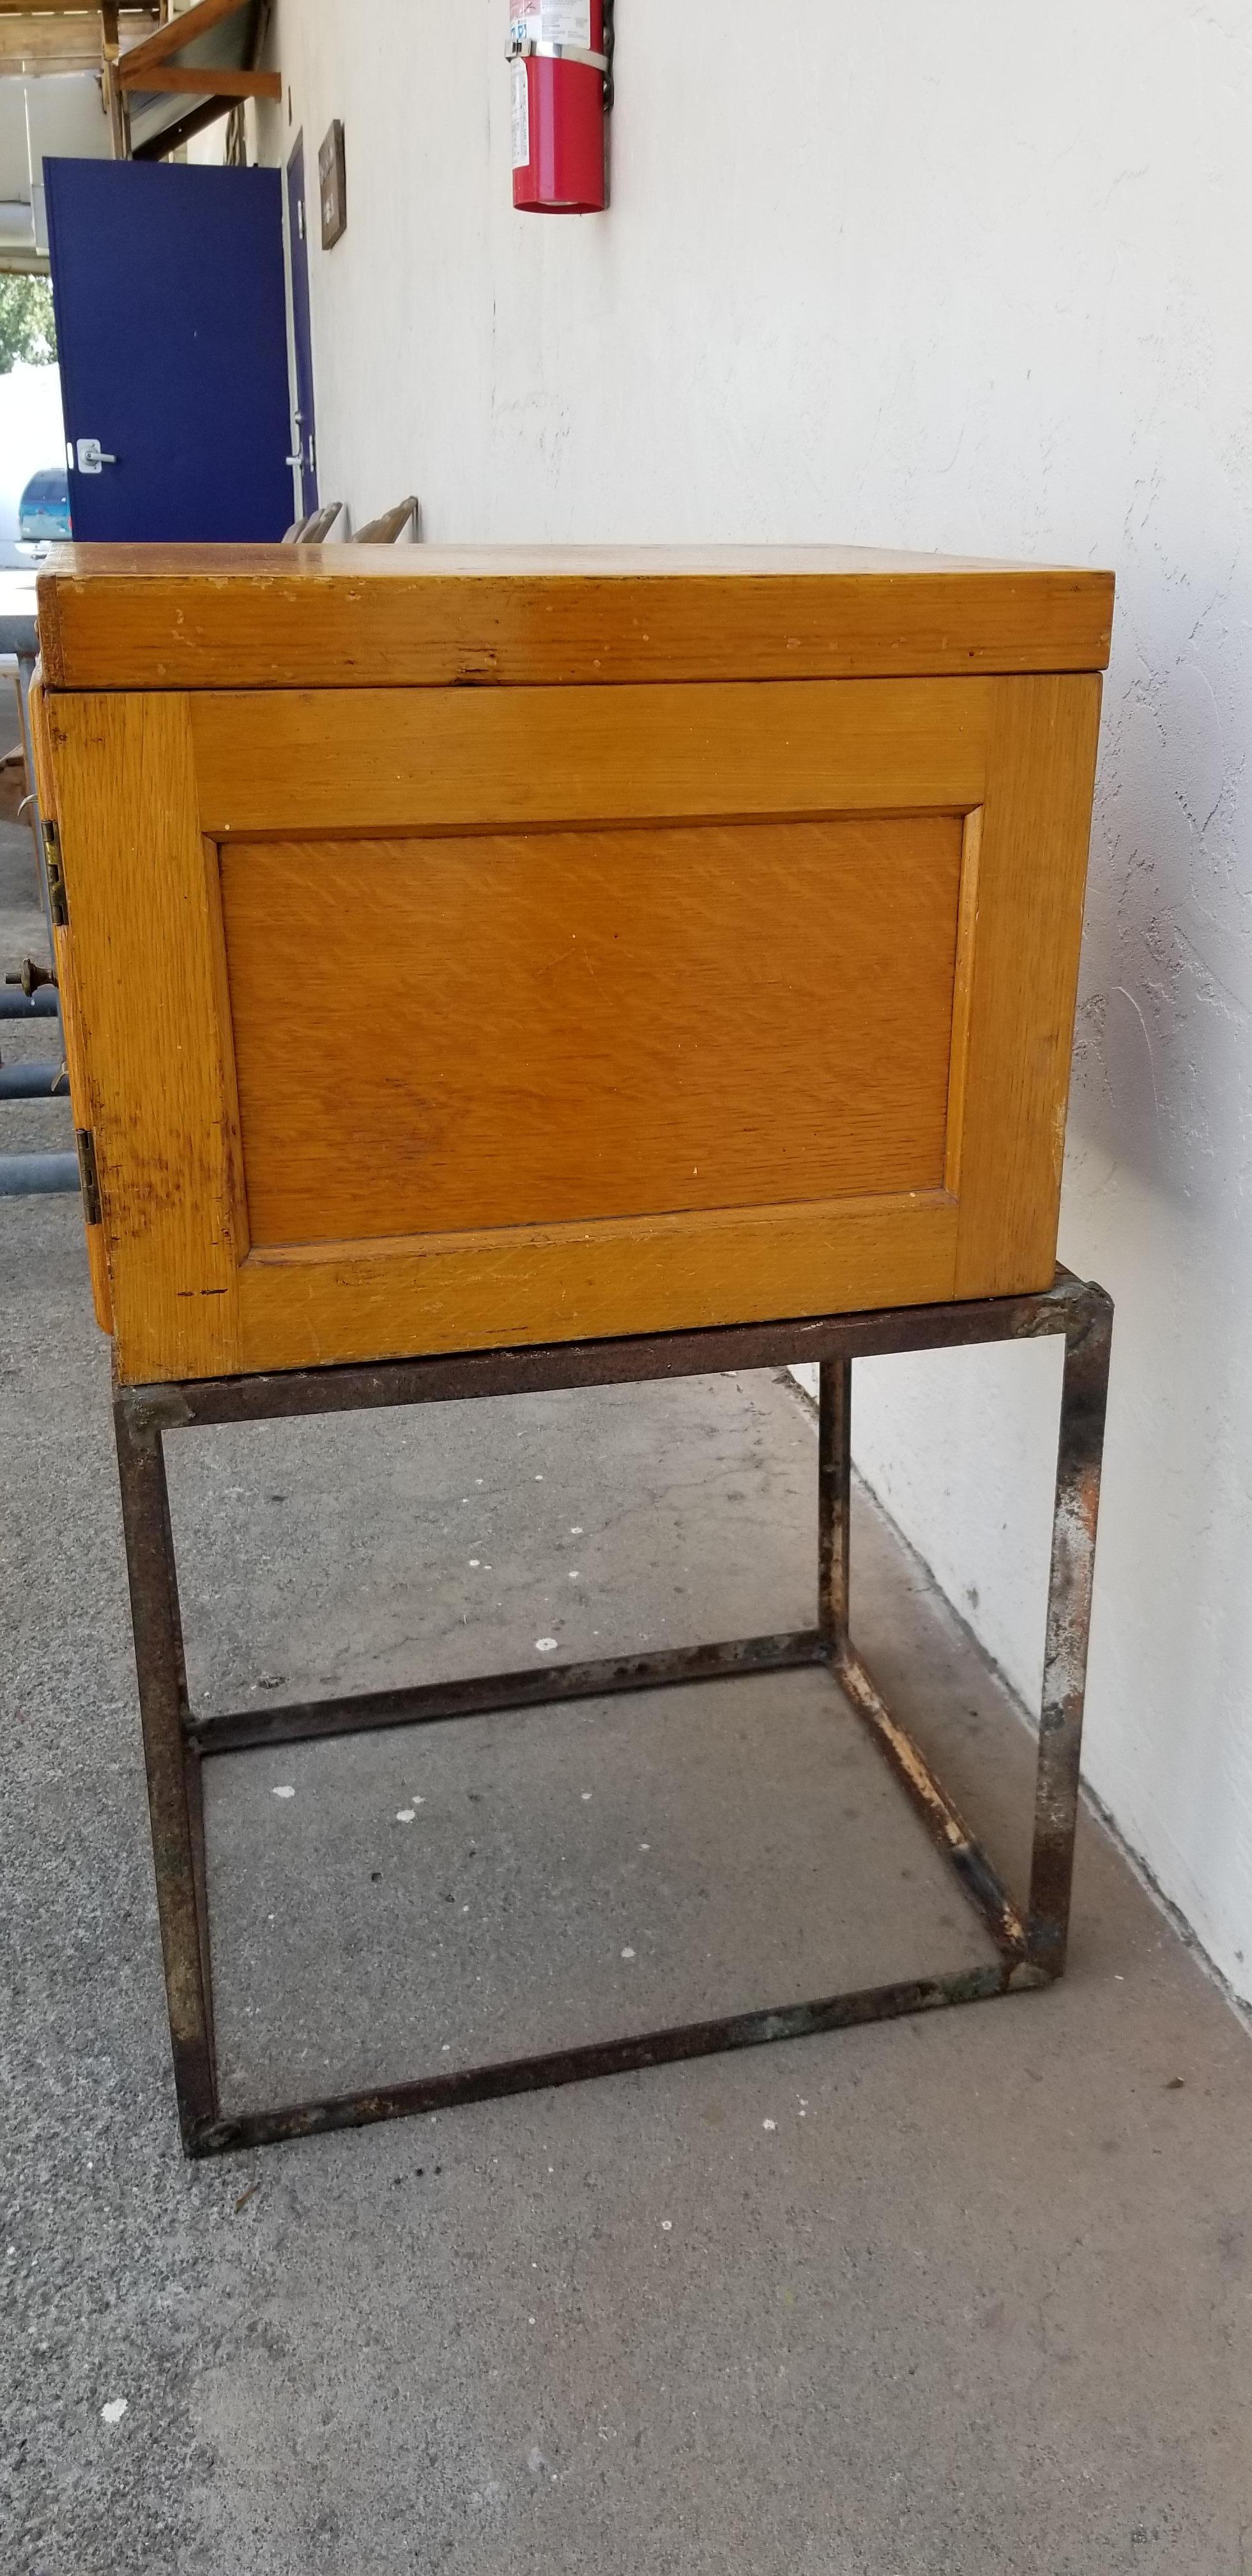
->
[510,1,613,215]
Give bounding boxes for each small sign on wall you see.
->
[319,120,347,249]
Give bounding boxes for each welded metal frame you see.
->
[112,1268,1112,2159]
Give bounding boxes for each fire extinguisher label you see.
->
[511,57,531,170]
[510,2,592,49]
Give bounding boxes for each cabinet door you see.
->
[43,673,1101,1383]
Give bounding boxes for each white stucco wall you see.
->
[254,0,1252,2005]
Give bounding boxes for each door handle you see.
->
[75,438,118,475]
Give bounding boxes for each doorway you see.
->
[44,156,294,543]
[285,135,318,516]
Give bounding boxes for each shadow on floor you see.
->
[3,1193,1251,2575]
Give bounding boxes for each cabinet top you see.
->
[36,542,1114,691]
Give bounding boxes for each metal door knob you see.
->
[75,438,118,475]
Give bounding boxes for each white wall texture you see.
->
[254,0,1252,2004]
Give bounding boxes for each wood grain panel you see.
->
[33,655,1104,1384]
[36,546,1115,693]
[221,816,966,1246]
[43,693,245,1380]
[953,673,1104,1296]
[234,1192,960,1376]
[190,677,991,836]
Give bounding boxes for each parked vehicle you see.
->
[18,466,71,546]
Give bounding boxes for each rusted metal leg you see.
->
[197,1962,1012,2158]
[818,1360,852,1651]
[113,1384,218,2149]
[833,1645,1031,1966]
[105,1275,1111,2161]
[190,1629,828,1756]
[184,1744,216,2076]
[1027,1285,1114,1977]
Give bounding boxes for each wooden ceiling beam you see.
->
[111,0,251,82]
[119,57,277,93]
[0,6,154,70]
[0,14,153,62]
[0,3,153,15]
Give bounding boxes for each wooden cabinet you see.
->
[33,543,1112,1386]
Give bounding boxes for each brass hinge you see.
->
[42,820,68,931]
[75,1128,103,1227]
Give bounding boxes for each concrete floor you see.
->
[4,811,1252,2573]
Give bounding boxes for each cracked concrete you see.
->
[4,809,1252,2573]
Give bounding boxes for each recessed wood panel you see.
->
[37,648,1105,1383]
[220,814,965,1248]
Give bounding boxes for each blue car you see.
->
[19,466,72,545]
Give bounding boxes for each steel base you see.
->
[112,1269,1112,2159]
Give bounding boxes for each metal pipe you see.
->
[1027,1287,1115,1975]
[112,1389,218,2143]
[5,956,55,995]
[189,1630,830,1758]
[0,989,59,1020]
[0,1063,69,1100]
[0,1151,79,1196]
[195,1962,1015,2161]
[130,1269,1103,1430]
[818,1359,852,1646]
[834,1642,1032,1961]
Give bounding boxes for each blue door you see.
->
[286,137,319,514]
[45,157,294,543]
